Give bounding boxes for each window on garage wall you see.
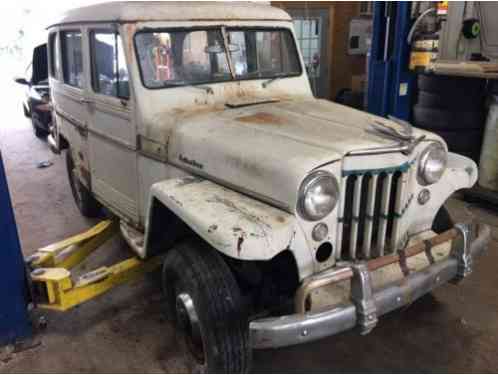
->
[90,31,130,99]
[293,18,321,78]
[61,31,84,88]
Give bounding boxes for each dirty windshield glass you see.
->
[135,28,301,88]
[226,29,301,79]
[135,29,231,88]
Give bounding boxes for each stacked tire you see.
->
[413,74,487,163]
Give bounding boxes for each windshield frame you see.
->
[133,25,303,90]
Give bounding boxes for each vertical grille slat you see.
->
[335,177,348,260]
[389,172,407,251]
[361,174,378,259]
[376,173,393,256]
[348,175,364,259]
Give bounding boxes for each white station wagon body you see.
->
[46,3,490,356]
[47,1,478,280]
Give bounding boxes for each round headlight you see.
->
[418,142,447,185]
[298,171,339,221]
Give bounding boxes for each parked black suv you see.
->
[14,43,51,137]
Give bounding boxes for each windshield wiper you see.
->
[165,81,213,94]
[261,74,287,89]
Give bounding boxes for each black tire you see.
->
[416,91,484,111]
[31,115,49,138]
[162,240,251,373]
[413,105,484,131]
[417,74,485,96]
[431,129,483,153]
[432,205,454,234]
[489,80,498,96]
[65,149,101,218]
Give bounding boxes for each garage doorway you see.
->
[288,9,330,98]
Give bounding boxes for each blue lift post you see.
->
[0,151,32,346]
[367,2,415,121]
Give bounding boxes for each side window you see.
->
[91,31,129,99]
[49,33,62,79]
[48,33,56,77]
[61,31,84,88]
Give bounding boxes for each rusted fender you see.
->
[147,176,307,262]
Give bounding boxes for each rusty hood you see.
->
[166,98,433,211]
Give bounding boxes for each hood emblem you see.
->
[368,115,425,155]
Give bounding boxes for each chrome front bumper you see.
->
[250,223,490,349]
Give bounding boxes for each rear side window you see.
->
[49,33,61,79]
[61,31,84,88]
[48,33,56,77]
[91,31,130,99]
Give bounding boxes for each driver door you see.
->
[85,26,139,224]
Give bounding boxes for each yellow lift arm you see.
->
[25,220,162,312]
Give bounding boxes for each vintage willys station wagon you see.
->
[47,2,490,372]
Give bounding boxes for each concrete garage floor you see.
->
[1,82,498,373]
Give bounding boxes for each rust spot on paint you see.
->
[125,24,137,60]
[237,236,244,255]
[80,166,90,184]
[236,112,284,125]
[276,216,285,223]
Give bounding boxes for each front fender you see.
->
[145,177,313,277]
[409,152,478,233]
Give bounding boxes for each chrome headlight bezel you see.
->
[298,171,340,221]
[418,142,447,185]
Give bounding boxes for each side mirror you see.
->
[14,77,29,85]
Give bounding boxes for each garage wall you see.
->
[271,1,366,100]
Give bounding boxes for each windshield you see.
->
[134,27,301,89]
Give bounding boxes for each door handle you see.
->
[79,98,93,104]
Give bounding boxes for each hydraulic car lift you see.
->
[368,2,415,121]
[25,219,162,312]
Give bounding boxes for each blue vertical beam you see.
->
[0,151,31,346]
[391,1,415,120]
[367,2,415,121]
[367,2,389,116]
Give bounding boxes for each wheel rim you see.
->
[176,292,205,364]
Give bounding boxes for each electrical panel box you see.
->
[348,17,372,55]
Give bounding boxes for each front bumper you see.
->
[250,223,490,349]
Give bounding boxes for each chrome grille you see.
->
[336,161,414,260]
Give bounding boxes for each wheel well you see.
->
[145,197,195,256]
[223,249,300,315]
[146,198,300,314]
[59,133,69,150]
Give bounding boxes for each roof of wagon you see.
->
[48,1,291,27]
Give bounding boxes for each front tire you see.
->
[66,149,101,218]
[162,239,251,373]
